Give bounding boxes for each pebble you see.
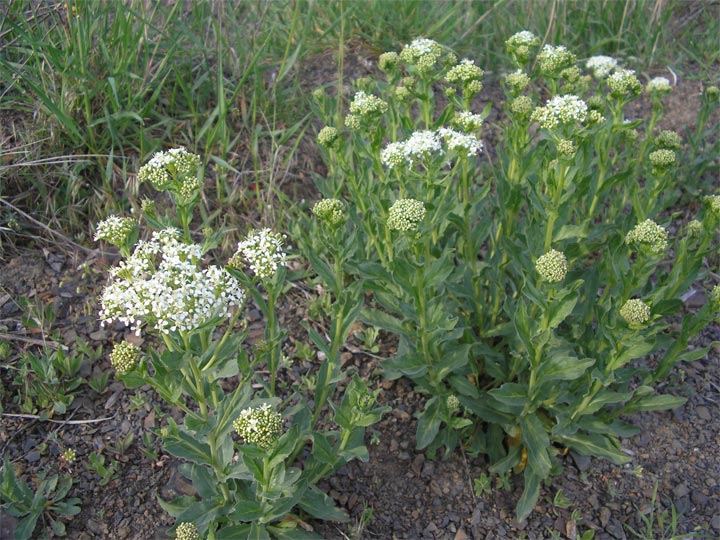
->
[673,482,689,498]
[89,329,107,341]
[694,405,711,421]
[711,514,720,531]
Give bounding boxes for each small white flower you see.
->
[586,55,618,78]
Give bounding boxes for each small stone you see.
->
[695,405,711,421]
[454,528,470,540]
[599,507,611,527]
[25,451,40,463]
[571,451,592,471]
[673,482,689,498]
[711,514,720,530]
[89,330,107,341]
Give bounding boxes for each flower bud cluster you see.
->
[646,77,672,95]
[586,55,618,79]
[504,70,531,93]
[312,198,346,227]
[445,59,484,92]
[619,298,651,325]
[531,95,588,130]
[175,522,199,540]
[100,229,245,336]
[399,38,445,75]
[450,112,483,133]
[446,394,461,414]
[648,149,676,170]
[61,448,76,463]
[317,126,339,149]
[706,195,720,218]
[711,285,720,307]
[233,403,283,449]
[438,128,483,157]
[537,45,577,76]
[95,215,136,247]
[510,96,534,118]
[137,148,201,192]
[686,219,703,237]
[625,219,668,253]
[606,69,642,99]
[349,91,388,118]
[378,51,399,71]
[556,139,576,156]
[654,130,682,150]
[387,199,426,232]
[110,341,141,374]
[505,30,539,65]
[230,228,288,280]
[535,249,568,283]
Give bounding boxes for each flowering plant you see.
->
[96,149,387,539]
[308,34,719,520]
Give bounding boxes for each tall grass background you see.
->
[0,0,717,250]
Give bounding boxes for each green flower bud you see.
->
[317,126,339,149]
[654,130,682,150]
[349,91,388,117]
[619,298,651,325]
[626,219,669,253]
[607,69,642,99]
[445,59,485,85]
[537,45,577,77]
[446,394,461,414]
[344,114,361,130]
[395,85,411,102]
[686,219,703,237]
[510,95,534,118]
[556,139,576,156]
[704,195,720,218]
[504,70,531,93]
[175,522,199,540]
[711,284,720,307]
[378,51,399,71]
[387,199,426,232]
[505,31,539,65]
[312,198,346,227]
[649,149,675,170]
[110,341,141,375]
[233,404,283,449]
[94,216,136,247]
[535,249,568,283]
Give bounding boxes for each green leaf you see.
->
[536,355,595,384]
[434,344,471,383]
[557,433,630,465]
[156,495,196,518]
[215,524,252,539]
[489,383,528,414]
[488,445,521,475]
[547,294,578,330]
[623,393,686,414]
[248,522,271,540]
[360,308,408,336]
[298,485,349,522]
[307,250,338,291]
[613,338,655,369]
[382,353,427,380]
[163,430,213,466]
[416,397,442,450]
[519,413,552,479]
[14,513,42,540]
[516,468,542,522]
[228,499,265,522]
[554,224,585,242]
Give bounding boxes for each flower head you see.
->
[312,199,346,227]
[535,249,568,283]
[137,148,201,193]
[381,130,443,170]
[387,199,426,232]
[445,59,484,86]
[505,31,539,65]
[646,77,672,95]
[175,522,199,540]
[648,149,676,170]
[437,128,483,157]
[556,139,576,156]
[399,38,445,75]
[378,51,399,71]
[655,130,682,150]
[230,229,287,279]
[619,298,651,325]
[317,126,339,149]
[586,55,618,78]
[95,216,136,247]
[446,394,461,414]
[61,448,76,463]
[504,70,531,93]
[452,111,484,132]
[510,95,534,118]
[349,91,388,117]
[711,285,720,307]
[607,69,642,99]
[705,195,720,219]
[537,45,577,76]
[531,95,588,130]
[110,341,141,375]
[233,403,283,449]
[99,230,245,336]
[625,219,669,253]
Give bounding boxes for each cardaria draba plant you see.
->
[306,32,719,520]
[97,150,387,539]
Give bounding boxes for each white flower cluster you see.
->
[137,147,201,192]
[348,91,389,117]
[99,229,244,336]
[233,403,283,449]
[505,31,539,64]
[537,45,576,75]
[381,128,481,169]
[387,199,426,232]
[445,59,484,85]
[625,219,668,253]
[399,38,445,73]
[531,95,588,130]
[452,111,484,132]
[231,228,288,279]
[586,55,618,78]
[646,76,672,94]
[95,215,136,247]
[607,69,642,98]
[438,128,483,157]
